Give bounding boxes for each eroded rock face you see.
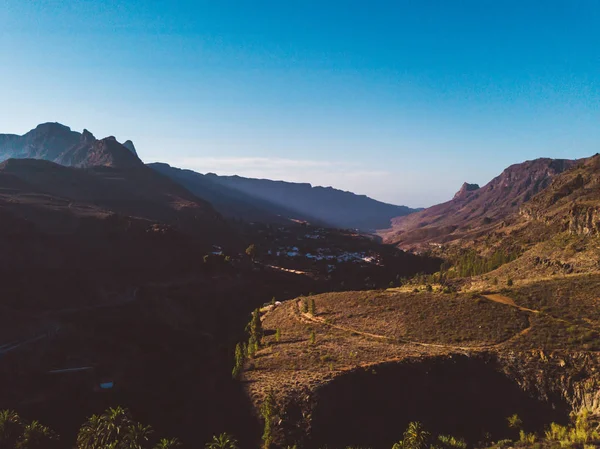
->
[568,205,600,235]
[267,351,600,449]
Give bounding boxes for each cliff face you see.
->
[520,155,600,236]
[568,205,600,235]
[269,351,600,449]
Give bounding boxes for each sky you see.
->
[1,1,599,207]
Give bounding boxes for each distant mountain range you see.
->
[150,163,417,230]
[0,123,418,231]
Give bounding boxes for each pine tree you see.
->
[308,298,316,315]
[261,393,275,449]
[232,343,245,379]
[249,309,264,346]
[301,299,309,314]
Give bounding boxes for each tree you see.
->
[393,422,430,449]
[507,414,522,430]
[77,407,136,449]
[507,278,514,287]
[0,409,23,449]
[205,433,238,449]
[301,299,309,314]
[275,329,281,343]
[245,244,257,260]
[232,343,245,379]
[15,421,57,449]
[261,393,275,449]
[308,298,316,315]
[249,309,264,346]
[126,423,153,449]
[309,331,316,345]
[154,438,181,449]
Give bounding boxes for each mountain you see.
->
[0,157,229,242]
[149,163,331,226]
[150,163,418,231]
[520,155,600,234]
[381,157,580,250]
[0,123,141,168]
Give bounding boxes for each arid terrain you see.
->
[1,124,600,449]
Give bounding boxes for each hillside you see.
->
[242,279,600,449]
[150,163,417,231]
[381,158,580,250]
[0,158,228,240]
[0,123,141,168]
[149,163,322,225]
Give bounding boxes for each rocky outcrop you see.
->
[568,204,600,235]
[453,182,480,199]
[0,123,143,169]
[122,140,138,156]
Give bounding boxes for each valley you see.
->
[0,123,599,449]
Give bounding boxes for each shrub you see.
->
[301,299,309,314]
[16,421,58,449]
[245,244,257,260]
[426,284,433,292]
[77,407,159,449]
[309,331,316,345]
[519,430,536,444]
[205,433,238,449]
[275,329,281,343]
[507,278,514,287]
[507,414,523,430]
[437,435,466,449]
[308,298,316,315]
[392,422,430,449]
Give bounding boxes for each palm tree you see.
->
[125,423,153,449]
[154,438,181,449]
[77,407,137,449]
[15,420,57,449]
[393,422,430,449]
[205,433,238,449]
[0,409,23,449]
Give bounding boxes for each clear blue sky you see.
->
[1,1,599,207]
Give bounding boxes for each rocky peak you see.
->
[122,140,138,156]
[453,182,480,199]
[33,122,72,134]
[81,129,96,143]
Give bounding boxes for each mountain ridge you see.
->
[381,157,581,250]
[0,122,142,169]
[150,163,419,231]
